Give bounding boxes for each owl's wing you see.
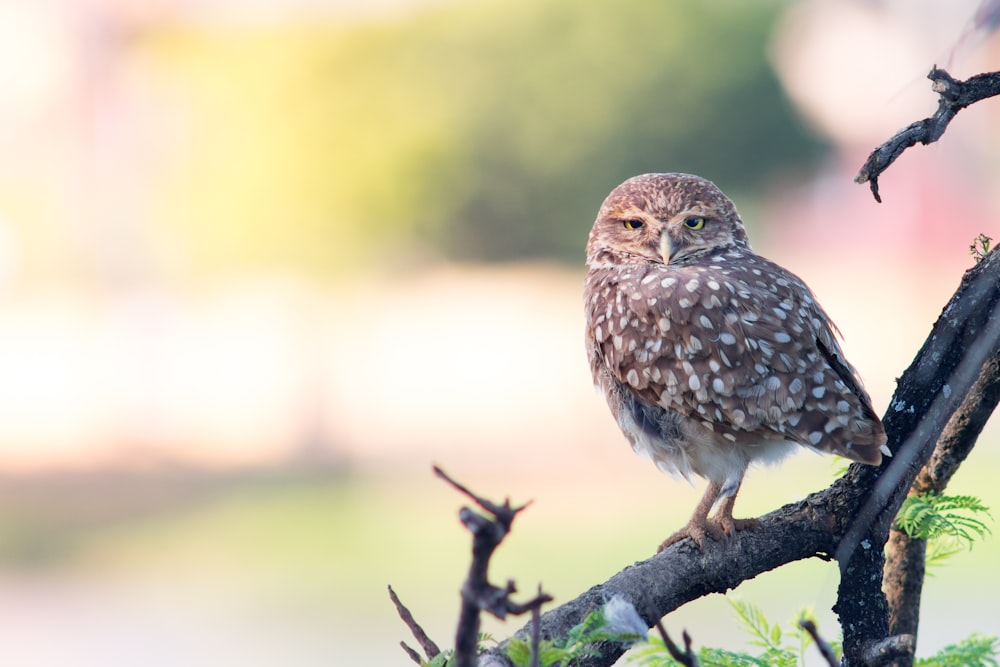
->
[593,261,885,463]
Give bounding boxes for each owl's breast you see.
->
[602,369,795,484]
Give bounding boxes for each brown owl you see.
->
[584,173,888,551]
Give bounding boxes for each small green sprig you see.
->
[915,633,999,667]
[970,233,993,263]
[894,493,992,548]
[499,597,997,667]
[506,604,645,667]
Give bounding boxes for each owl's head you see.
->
[586,173,751,268]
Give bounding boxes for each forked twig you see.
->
[434,465,552,667]
[654,619,700,667]
[856,67,1000,201]
[388,584,442,664]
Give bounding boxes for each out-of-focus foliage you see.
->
[145,0,823,275]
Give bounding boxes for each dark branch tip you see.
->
[388,584,443,661]
[869,177,882,203]
[399,641,423,665]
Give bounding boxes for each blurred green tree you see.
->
[148,0,822,276]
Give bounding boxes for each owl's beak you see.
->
[659,232,674,265]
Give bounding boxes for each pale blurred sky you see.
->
[0,0,997,472]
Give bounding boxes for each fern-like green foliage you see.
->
[488,597,1000,667]
[923,537,965,574]
[423,633,494,667]
[915,633,999,667]
[895,493,993,548]
[629,601,826,667]
[506,606,644,667]
[423,650,452,667]
[624,601,996,667]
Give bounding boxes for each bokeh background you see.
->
[0,0,998,665]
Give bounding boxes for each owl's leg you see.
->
[709,477,759,537]
[656,480,723,551]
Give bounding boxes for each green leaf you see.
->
[915,633,999,667]
[424,649,453,667]
[728,599,778,650]
[505,638,533,667]
[699,646,772,666]
[895,493,992,550]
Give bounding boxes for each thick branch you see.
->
[862,634,917,667]
[883,530,925,667]
[478,249,1000,667]
[883,339,1000,664]
[855,67,1000,202]
[915,350,1000,495]
[824,246,1000,664]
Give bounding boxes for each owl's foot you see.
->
[656,480,760,551]
[711,493,758,538]
[656,515,759,552]
[657,525,703,552]
[656,515,719,551]
[713,515,759,538]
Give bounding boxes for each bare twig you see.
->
[529,585,543,667]
[799,619,838,667]
[435,466,552,667]
[388,584,442,663]
[856,67,1000,202]
[434,464,532,520]
[399,641,423,665]
[654,620,700,667]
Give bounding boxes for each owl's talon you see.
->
[657,519,713,551]
[657,528,704,552]
[657,515,759,552]
[711,516,759,538]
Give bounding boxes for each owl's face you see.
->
[586,173,750,268]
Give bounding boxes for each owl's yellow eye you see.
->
[683,216,705,230]
[623,219,644,230]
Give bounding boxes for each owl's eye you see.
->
[622,219,644,230]
[683,216,706,230]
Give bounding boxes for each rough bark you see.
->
[882,348,1000,666]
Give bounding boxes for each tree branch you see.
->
[855,67,1000,202]
[882,328,1000,665]
[478,248,1000,667]
[654,620,700,667]
[799,619,839,667]
[388,584,442,663]
[432,466,553,667]
[883,529,924,667]
[861,633,916,667]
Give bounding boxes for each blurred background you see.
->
[0,0,998,664]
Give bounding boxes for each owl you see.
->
[584,173,888,551]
